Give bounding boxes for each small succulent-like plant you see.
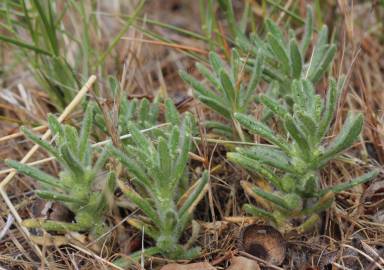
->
[227,78,378,232]
[180,6,336,139]
[6,103,115,237]
[94,80,180,141]
[218,2,336,116]
[95,97,157,134]
[180,49,263,140]
[97,74,180,137]
[119,97,160,131]
[237,6,335,86]
[217,0,336,85]
[118,97,180,139]
[109,113,208,259]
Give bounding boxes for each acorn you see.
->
[238,224,286,266]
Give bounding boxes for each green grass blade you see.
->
[96,0,145,65]
[0,34,52,55]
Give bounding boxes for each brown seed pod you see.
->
[238,224,286,266]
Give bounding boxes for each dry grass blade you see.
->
[341,244,384,269]
[121,37,208,55]
[0,125,47,144]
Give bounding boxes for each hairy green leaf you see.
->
[227,152,282,190]
[267,33,291,76]
[220,69,236,103]
[317,79,338,140]
[5,160,62,189]
[284,115,311,160]
[235,113,290,153]
[237,145,295,173]
[319,113,363,166]
[289,39,303,78]
[300,5,313,54]
[251,186,293,210]
[243,204,275,220]
[199,95,232,119]
[319,170,379,196]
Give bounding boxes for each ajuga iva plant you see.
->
[118,97,180,137]
[6,103,115,237]
[218,2,336,108]
[180,49,263,140]
[109,113,209,259]
[94,97,160,134]
[94,76,180,138]
[237,6,336,84]
[227,78,378,233]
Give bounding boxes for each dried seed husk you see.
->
[238,224,286,265]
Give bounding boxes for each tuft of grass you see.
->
[0,0,144,110]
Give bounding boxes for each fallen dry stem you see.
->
[0,125,47,144]
[121,37,208,55]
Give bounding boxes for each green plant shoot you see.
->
[228,79,378,233]
[6,103,115,237]
[109,113,209,259]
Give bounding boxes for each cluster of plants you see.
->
[6,94,208,260]
[180,4,378,233]
[4,1,378,264]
